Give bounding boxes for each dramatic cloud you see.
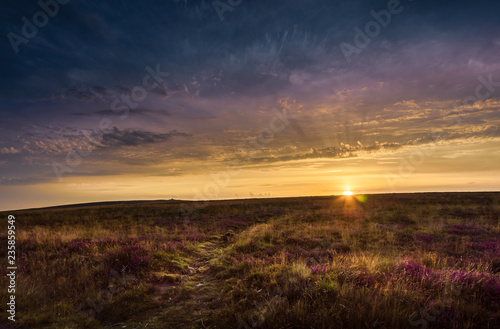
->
[98,127,191,148]
[1,0,499,209]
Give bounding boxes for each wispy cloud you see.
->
[97,127,190,148]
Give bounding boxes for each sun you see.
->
[343,191,353,196]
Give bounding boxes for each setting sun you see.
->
[343,191,353,196]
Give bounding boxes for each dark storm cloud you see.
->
[0,125,191,158]
[98,126,191,148]
[3,0,500,106]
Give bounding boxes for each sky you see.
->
[1,0,500,210]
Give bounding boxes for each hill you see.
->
[0,192,499,328]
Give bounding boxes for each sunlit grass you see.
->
[0,193,499,328]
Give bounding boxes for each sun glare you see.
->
[343,191,353,196]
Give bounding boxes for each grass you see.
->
[0,192,499,328]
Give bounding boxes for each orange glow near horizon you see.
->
[2,140,500,211]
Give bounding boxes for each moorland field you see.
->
[1,192,499,328]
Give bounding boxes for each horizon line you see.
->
[2,190,499,213]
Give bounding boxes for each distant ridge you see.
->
[3,191,499,212]
[17,199,179,211]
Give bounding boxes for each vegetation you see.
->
[0,192,499,328]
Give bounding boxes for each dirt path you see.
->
[150,237,227,327]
